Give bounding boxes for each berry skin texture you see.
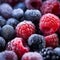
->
[0,37,6,52]
[45,34,59,48]
[21,52,43,60]
[16,20,35,40]
[41,0,60,16]
[25,9,41,23]
[12,8,24,19]
[0,51,18,60]
[6,18,19,28]
[1,25,15,41]
[28,34,45,51]
[25,0,42,10]
[0,16,6,27]
[39,13,60,35]
[0,3,13,18]
[6,37,29,58]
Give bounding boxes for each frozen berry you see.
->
[0,16,6,27]
[0,37,6,52]
[45,33,59,48]
[6,18,19,28]
[0,51,18,60]
[25,9,41,23]
[41,0,60,16]
[16,20,35,40]
[1,25,15,41]
[14,3,27,11]
[12,8,24,19]
[6,37,29,58]
[28,34,45,51]
[0,3,13,18]
[21,52,43,60]
[0,27,1,34]
[25,0,42,10]
[39,13,60,35]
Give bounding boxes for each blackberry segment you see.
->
[40,47,60,60]
[28,34,45,51]
[0,16,6,27]
[6,18,19,28]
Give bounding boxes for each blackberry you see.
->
[24,9,41,23]
[0,16,6,27]
[14,3,27,11]
[6,18,19,28]
[28,34,45,51]
[12,8,24,19]
[0,37,6,52]
[1,25,15,41]
[40,47,60,60]
[0,3,13,18]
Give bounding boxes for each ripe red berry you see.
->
[45,33,59,48]
[25,0,42,10]
[41,0,60,16]
[16,20,35,40]
[39,13,60,35]
[6,37,29,58]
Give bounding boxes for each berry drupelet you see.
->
[28,34,45,51]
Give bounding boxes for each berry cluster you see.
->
[0,0,60,60]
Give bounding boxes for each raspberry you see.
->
[25,0,42,10]
[6,37,29,58]
[39,13,60,35]
[41,0,60,16]
[16,20,35,40]
[21,52,43,60]
[45,34,59,48]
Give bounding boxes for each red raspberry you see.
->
[41,0,60,16]
[45,33,59,48]
[25,0,42,10]
[6,37,29,58]
[16,20,35,40]
[39,13,60,35]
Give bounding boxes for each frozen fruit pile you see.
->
[0,0,60,60]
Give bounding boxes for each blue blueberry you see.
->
[24,9,41,23]
[6,18,19,28]
[14,3,27,11]
[0,27,1,35]
[0,37,6,52]
[0,3,13,18]
[1,25,15,41]
[0,16,6,27]
[28,34,45,51]
[12,8,24,19]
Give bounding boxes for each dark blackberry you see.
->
[0,16,6,27]
[0,51,18,60]
[40,47,60,60]
[1,25,15,41]
[24,9,41,23]
[6,18,19,28]
[14,3,27,12]
[0,3,13,18]
[12,8,24,19]
[28,34,45,51]
[0,37,6,52]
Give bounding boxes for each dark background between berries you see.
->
[0,0,60,60]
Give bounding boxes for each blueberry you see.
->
[0,3,13,18]
[28,34,45,51]
[0,16,6,27]
[25,9,41,23]
[0,51,18,60]
[1,25,15,41]
[12,8,24,19]
[0,37,6,52]
[0,27,1,35]
[6,18,19,28]
[14,3,27,11]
